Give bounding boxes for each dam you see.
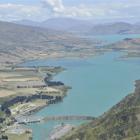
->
[16,115,95,124]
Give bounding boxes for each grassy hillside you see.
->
[2,21,140,68]
[0,21,101,67]
[60,80,140,140]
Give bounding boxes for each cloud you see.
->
[0,3,43,21]
[41,0,97,17]
[0,0,140,21]
[41,0,140,20]
[42,0,64,12]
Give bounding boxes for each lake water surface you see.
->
[22,35,140,140]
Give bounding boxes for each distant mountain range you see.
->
[1,19,140,68]
[14,18,140,35]
[90,22,140,35]
[14,18,93,33]
[0,20,101,67]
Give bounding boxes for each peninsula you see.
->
[0,65,70,140]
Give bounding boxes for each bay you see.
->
[22,34,140,140]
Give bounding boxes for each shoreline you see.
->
[59,80,140,140]
[1,50,140,140]
[0,65,71,140]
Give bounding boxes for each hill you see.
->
[108,38,140,57]
[14,18,140,35]
[0,21,101,67]
[14,18,93,33]
[89,22,140,35]
[60,80,140,140]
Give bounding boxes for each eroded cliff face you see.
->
[60,80,140,140]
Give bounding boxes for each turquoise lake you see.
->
[22,35,140,140]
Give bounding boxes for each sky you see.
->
[0,0,140,22]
